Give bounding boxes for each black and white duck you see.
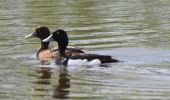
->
[42,29,119,66]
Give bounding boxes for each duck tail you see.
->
[99,55,119,63]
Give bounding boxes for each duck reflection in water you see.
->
[33,66,70,99]
[34,67,52,85]
[53,66,70,99]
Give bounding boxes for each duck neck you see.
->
[40,41,49,49]
[37,41,50,57]
[58,43,67,57]
[58,44,69,66]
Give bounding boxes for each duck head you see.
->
[43,29,69,55]
[25,26,50,40]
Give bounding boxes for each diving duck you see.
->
[42,29,119,66]
[25,26,84,65]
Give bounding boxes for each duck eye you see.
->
[56,32,60,35]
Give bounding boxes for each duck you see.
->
[25,26,84,65]
[42,29,119,66]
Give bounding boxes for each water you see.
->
[1,0,170,99]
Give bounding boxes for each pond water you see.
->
[1,0,170,100]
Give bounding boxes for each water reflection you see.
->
[53,66,70,99]
[33,66,70,99]
[34,67,52,85]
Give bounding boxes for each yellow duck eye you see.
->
[57,32,60,35]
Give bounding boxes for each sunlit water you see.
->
[1,0,170,100]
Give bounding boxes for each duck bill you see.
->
[42,34,54,42]
[25,32,36,38]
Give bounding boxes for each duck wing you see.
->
[52,47,84,57]
[65,48,84,53]
[70,53,119,63]
[52,47,84,53]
